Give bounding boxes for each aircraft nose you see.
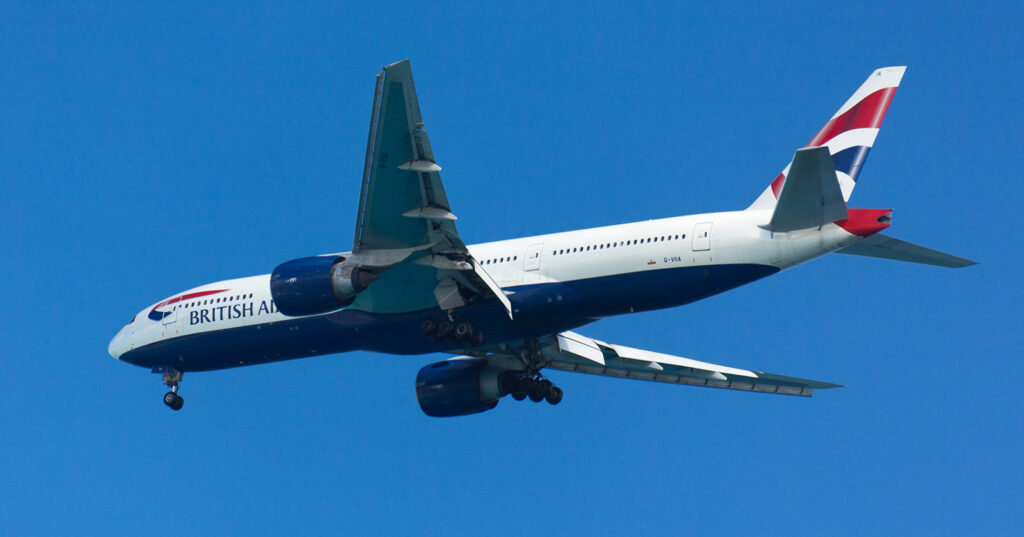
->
[108,325,128,360]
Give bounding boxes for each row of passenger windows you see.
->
[551,234,686,256]
[176,293,254,309]
[482,256,517,265]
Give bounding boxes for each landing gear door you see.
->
[525,243,544,271]
[692,222,712,251]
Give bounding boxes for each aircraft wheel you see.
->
[164,391,184,410]
[454,322,473,342]
[545,386,563,405]
[529,379,550,403]
[435,319,454,340]
[512,377,532,401]
[420,318,437,336]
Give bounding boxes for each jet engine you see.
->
[270,255,378,316]
[415,357,513,417]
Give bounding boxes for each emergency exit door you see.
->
[692,222,712,251]
[524,243,544,271]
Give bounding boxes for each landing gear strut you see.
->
[420,314,483,346]
[161,368,184,411]
[498,338,564,406]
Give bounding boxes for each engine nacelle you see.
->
[269,255,377,316]
[415,357,510,418]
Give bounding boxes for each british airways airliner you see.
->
[109,61,973,416]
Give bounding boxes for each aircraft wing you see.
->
[491,331,841,396]
[346,60,511,317]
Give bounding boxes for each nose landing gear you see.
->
[159,368,184,411]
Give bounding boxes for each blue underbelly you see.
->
[119,263,777,372]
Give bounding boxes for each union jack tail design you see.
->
[749,66,906,210]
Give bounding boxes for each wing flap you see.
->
[556,331,605,365]
[545,332,841,397]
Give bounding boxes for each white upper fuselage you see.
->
[109,208,862,361]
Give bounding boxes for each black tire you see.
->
[420,318,437,336]
[454,322,473,341]
[529,379,550,403]
[545,386,563,405]
[436,319,454,340]
[163,391,178,407]
[512,376,532,401]
[171,395,184,410]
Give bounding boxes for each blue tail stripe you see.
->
[831,145,871,182]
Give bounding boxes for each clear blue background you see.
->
[2,2,1020,535]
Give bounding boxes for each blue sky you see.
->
[2,1,1021,535]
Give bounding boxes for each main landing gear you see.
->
[501,372,563,405]
[420,315,483,346]
[498,338,563,406]
[161,368,184,411]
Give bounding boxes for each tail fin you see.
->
[749,66,907,210]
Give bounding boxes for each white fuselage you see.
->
[109,208,862,366]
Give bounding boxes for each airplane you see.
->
[109,60,974,416]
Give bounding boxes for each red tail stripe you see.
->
[770,173,786,198]
[807,87,897,147]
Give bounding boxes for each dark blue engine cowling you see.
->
[270,255,376,316]
[415,358,505,418]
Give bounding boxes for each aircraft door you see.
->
[162,302,177,326]
[524,243,544,271]
[692,222,712,251]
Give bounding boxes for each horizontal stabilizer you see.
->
[764,147,848,232]
[837,233,976,268]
